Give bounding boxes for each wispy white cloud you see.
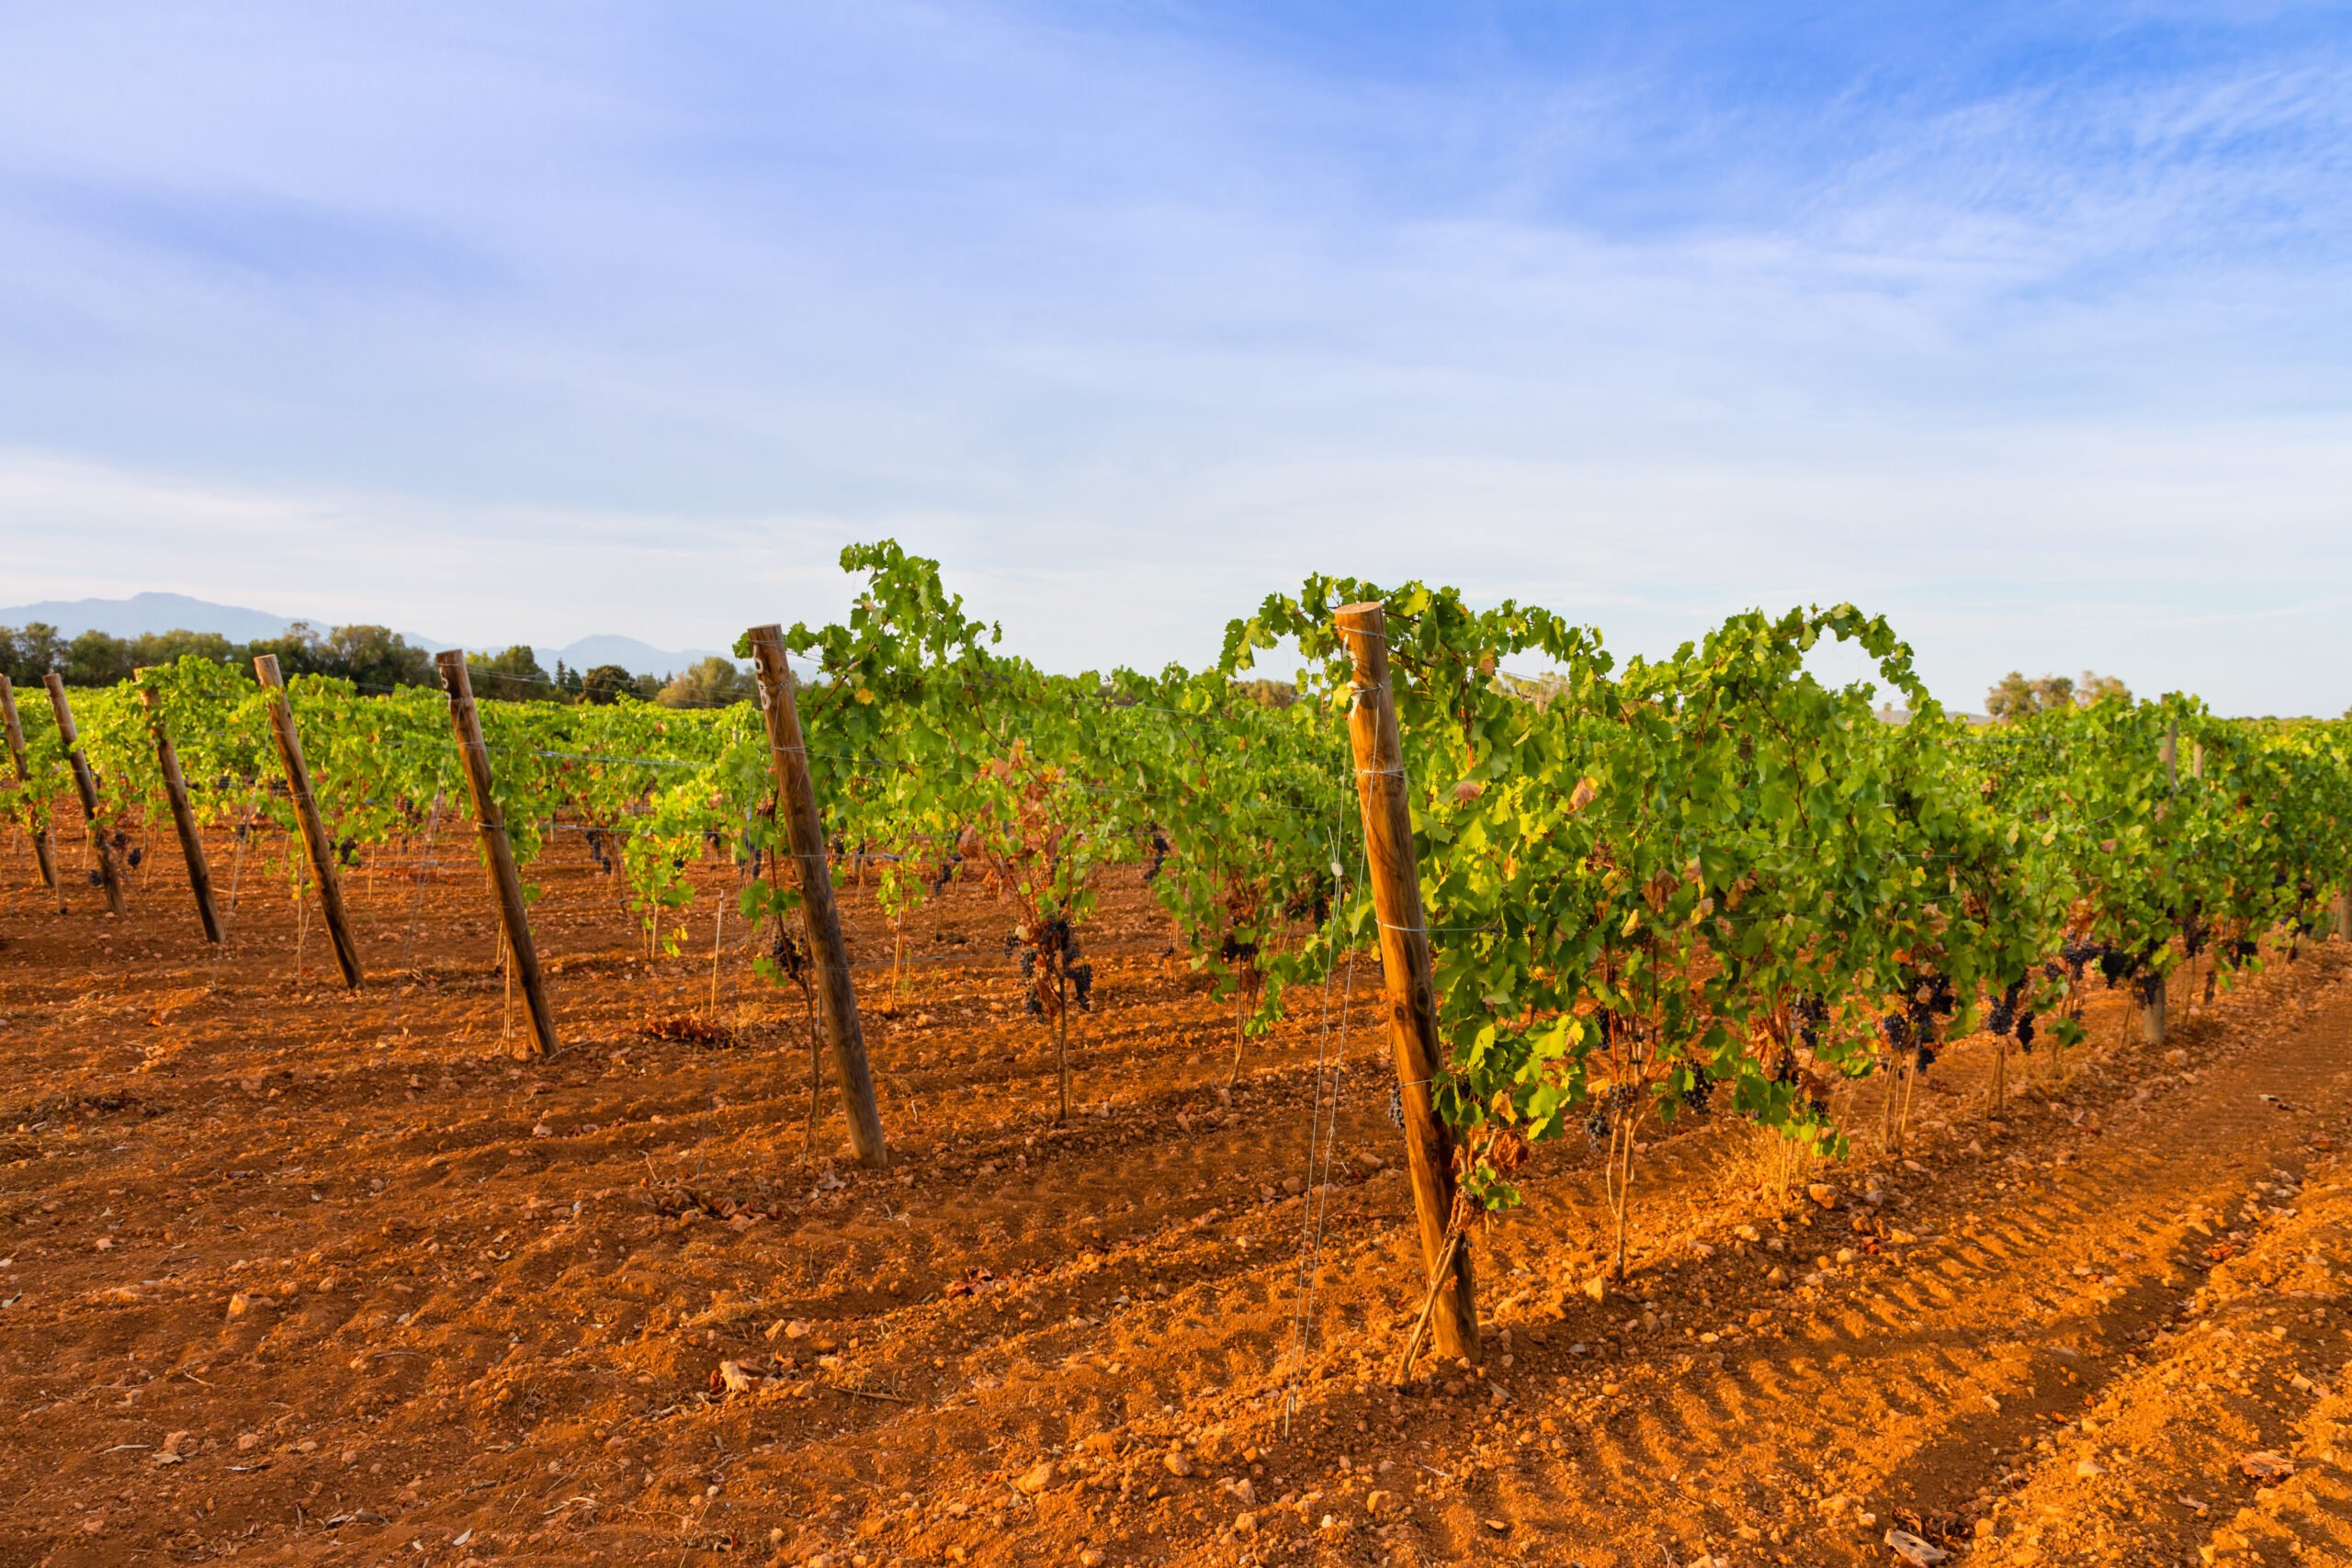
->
[0,2,2345,713]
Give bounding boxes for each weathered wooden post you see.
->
[435,651,556,1058]
[134,668,223,943]
[746,624,888,1169]
[1334,600,1480,1367]
[41,675,127,917]
[0,675,59,896]
[253,654,364,988]
[2142,716,2181,1044]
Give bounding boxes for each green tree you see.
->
[245,621,335,678]
[471,644,554,703]
[1985,669,2129,722]
[1,623,66,685]
[581,663,637,705]
[326,625,434,690]
[129,629,236,669]
[656,656,748,708]
[60,629,134,686]
[1232,677,1298,709]
[1984,671,2035,721]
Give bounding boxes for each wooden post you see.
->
[41,676,127,917]
[435,652,556,1057]
[1334,600,1480,1366]
[2335,887,2351,943]
[2146,716,2178,1043]
[253,654,364,988]
[0,675,59,895]
[134,669,223,943]
[746,625,888,1169]
[2138,973,2166,1045]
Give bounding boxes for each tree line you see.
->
[0,621,750,707]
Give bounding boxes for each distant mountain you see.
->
[538,635,741,681]
[0,592,731,680]
[0,591,359,645]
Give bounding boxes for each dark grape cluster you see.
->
[584,828,614,874]
[2060,935,2100,982]
[1281,869,1335,926]
[1679,1069,1714,1116]
[1987,978,2026,1037]
[1911,973,1957,1016]
[1141,829,1170,884]
[1792,992,1826,1050]
[335,835,359,868]
[1012,917,1095,1017]
[768,929,809,986]
[2291,885,2317,940]
[1879,968,1962,1073]
[1583,1082,1638,1145]
[931,851,963,894]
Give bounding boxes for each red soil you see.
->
[5,813,2352,1566]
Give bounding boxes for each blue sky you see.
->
[1,2,2346,712]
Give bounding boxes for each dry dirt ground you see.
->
[4,812,2352,1568]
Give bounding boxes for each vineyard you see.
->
[3,543,2352,1567]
